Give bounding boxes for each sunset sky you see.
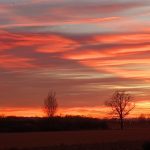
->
[0,0,150,117]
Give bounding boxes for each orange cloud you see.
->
[93,33,150,44]
[64,50,107,60]
[1,101,150,118]
[0,107,43,117]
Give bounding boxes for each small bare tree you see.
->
[105,90,135,130]
[44,90,58,118]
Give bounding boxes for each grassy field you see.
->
[0,128,150,150]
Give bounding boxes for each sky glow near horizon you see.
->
[0,0,150,117]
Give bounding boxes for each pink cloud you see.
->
[63,32,150,79]
[36,35,79,53]
[0,55,35,69]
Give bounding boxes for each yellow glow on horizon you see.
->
[0,101,149,118]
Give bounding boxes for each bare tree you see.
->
[105,90,135,130]
[44,90,58,118]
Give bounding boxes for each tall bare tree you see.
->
[44,90,58,118]
[105,90,135,130]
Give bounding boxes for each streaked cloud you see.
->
[0,0,149,117]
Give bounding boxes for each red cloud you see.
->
[0,31,79,53]
[0,55,35,69]
[63,32,150,79]
[1,30,150,79]
[36,35,78,53]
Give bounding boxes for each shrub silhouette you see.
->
[44,90,58,118]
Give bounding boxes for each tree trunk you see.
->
[120,117,124,130]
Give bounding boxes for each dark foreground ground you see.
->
[0,128,150,150]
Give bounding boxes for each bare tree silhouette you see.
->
[44,90,58,118]
[105,90,135,130]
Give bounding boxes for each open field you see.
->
[0,128,150,150]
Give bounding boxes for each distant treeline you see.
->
[0,116,108,132]
[0,116,150,132]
